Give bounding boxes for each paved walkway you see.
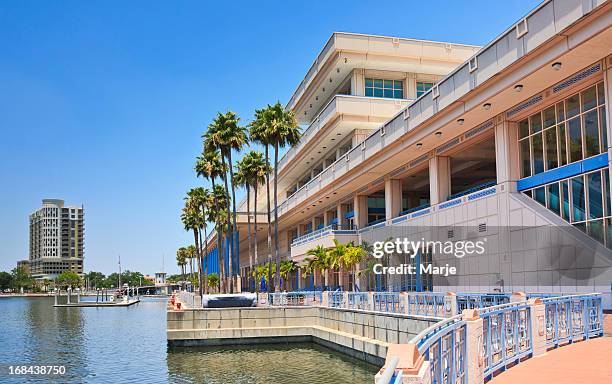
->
[490,337,612,384]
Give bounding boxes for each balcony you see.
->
[278,94,412,176]
[290,224,358,260]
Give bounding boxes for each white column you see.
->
[494,116,520,190]
[429,156,451,205]
[323,211,329,226]
[337,205,345,226]
[385,178,402,220]
[354,194,368,229]
[351,68,365,96]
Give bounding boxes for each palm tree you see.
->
[267,102,301,292]
[340,243,368,291]
[249,107,274,291]
[180,205,204,293]
[279,260,297,290]
[234,156,252,291]
[185,189,206,295]
[306,245,329,289]
[211,184,230,292]
[204,112,247,293]
[188,187,212,294]
[185,244,197,280]
[176,247,187,289]
[249,152,270,291]
[196,150,226,292]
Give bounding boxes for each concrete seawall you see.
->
[167,306,438,366]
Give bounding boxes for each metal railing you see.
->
[177,290,195,309]
[457,293,511,311]
[268,291,323,306]
[411,314,467,384]
[542,293,603,347]
[480,301,532,378]
[347,292,370,311]
[373,292,403,313]
[407,292,448,317]
[290,224,357,247]
[328,291,345,308]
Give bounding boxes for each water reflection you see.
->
[167,343,377,384]
[0,297,377,383]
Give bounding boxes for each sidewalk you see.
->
[490,337,612,384]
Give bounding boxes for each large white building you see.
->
[205,0,612,306]
[29,199,84,280]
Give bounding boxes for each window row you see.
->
[416,81,434,98]
[365,78,404,99]
[519,82,607,178]
[523,168,612,248]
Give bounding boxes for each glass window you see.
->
[581,85,597,112]
[568,117,582,162]
[597,83,605,106]
[545,127,558,170]
[566,94,580,118]
[365,78,403,99]
[543,106,556,128]
[519,119,529,139]
[571,175,586,222]
[548,182,560,215]
[587,219,605,244]
[532,132,544,174]
[556,102,565,123]
[588,171,603,219]
[530,112,542,133]
[606,218,612,250]
[520,139,531,178]
[561,180,570,221]
[583,109,600,157]
[605,169,611,217]
[535,187,546,206]
[559,122,567,166]
[416,81,434,98]
[600,106,607,150]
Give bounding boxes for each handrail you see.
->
[377,356,399,384]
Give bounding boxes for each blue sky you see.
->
[0,0,541,275]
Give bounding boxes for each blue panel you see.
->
[345,211,354,219]
[330,217,339,224]
[517,153,608,191]
[368,207,385,214]
[582,153,608,173]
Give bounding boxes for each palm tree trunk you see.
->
[253,184,259,293]
[193,228,201,295]
[265,146,272,292]
[273,143,280,292]
[211,178,226,293]
[228,150,238,293]
[221,153,233,293]
[201,203,208,295]
[246,184,253,292]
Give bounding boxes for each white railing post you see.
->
[528,297,547,357]
[400,292,409,315]
[463,309,484,384]
[445,292,458,317]
[375,344,430,384]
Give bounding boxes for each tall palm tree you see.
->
[186,244,196,279]
[196,150,226,292]
[247,151,270,292]
[204,112,247,293]
[267,102,301,292]
[249,107,274,291]
[185,188,206,295]
[306,245,329,289]
[180,205,204,293]
[211,184,230,292]
[234,158,251,291]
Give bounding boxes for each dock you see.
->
[54,299,140,307]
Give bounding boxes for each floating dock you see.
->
[54,299,140,307]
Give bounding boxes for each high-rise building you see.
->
[29,199,84,280]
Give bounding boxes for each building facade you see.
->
[205,0,612,307]
[29,199,84,280]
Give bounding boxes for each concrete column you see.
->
[354,194,368,229]
[352,129,370,147]
[529,298,547,357]
[463,309,484,384]
[385,178,402,220]
[311,217,317,232]
[429,156,451,205]
[323,210,329,226]
[351,68,365,96]
[494,116,520,190]
[337,205,345,226]
[406,73,417,99]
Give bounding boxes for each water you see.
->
[0,297,378,383]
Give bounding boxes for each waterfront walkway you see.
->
[490,336,612,384]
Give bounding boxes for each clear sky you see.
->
[0,0,542,275]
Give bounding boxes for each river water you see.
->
[0,297,378,383]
